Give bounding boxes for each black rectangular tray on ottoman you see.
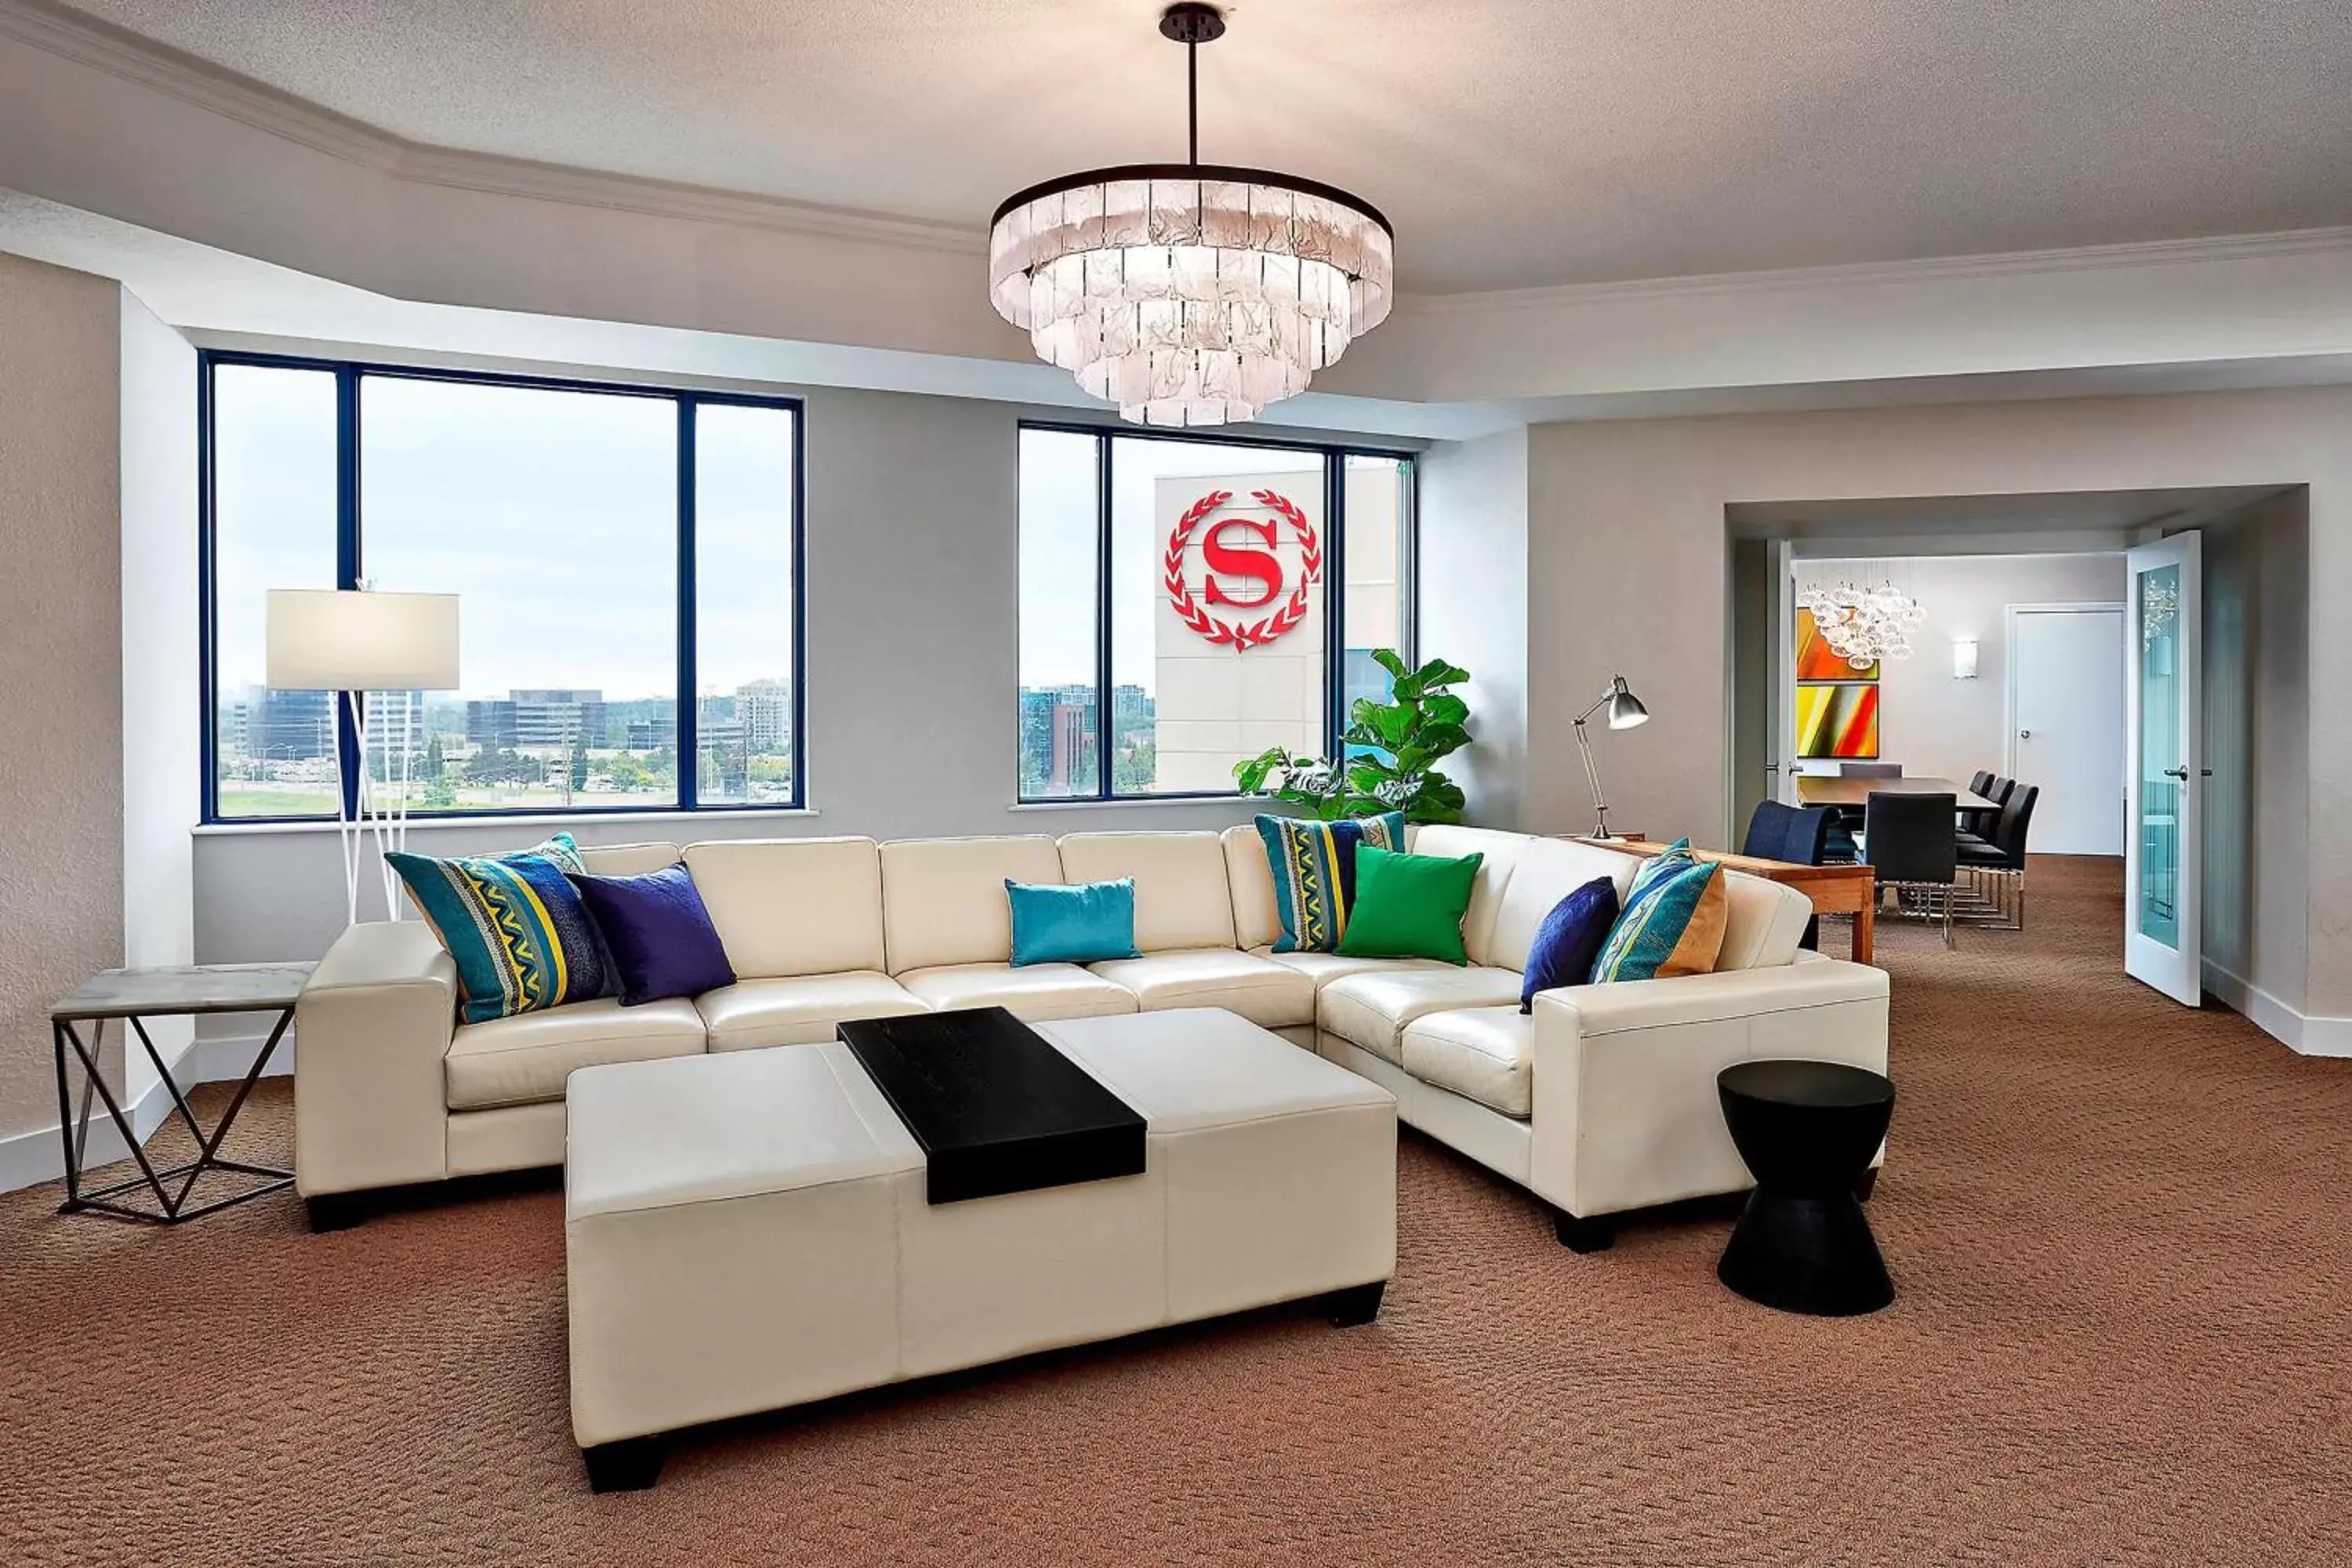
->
[838,1006,1148,1204]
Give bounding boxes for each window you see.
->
[201,355,801,821]
[1017,426,1414,800]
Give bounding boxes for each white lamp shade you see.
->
[267,590,460,691]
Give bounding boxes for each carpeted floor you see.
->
[5,855,2350,1565]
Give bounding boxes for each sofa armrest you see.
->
[1525,960,1890,1219]
[294,922,459,1197]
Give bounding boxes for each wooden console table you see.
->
[1571,838,1878,966]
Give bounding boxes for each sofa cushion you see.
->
[1007,878,1141,966]
[881,836,1063,974]
[1254,812,1408,953]
[388,840,610,1025]
[444,998,706,1111]
[1253,948,1450,988]
[1335,845,1483,964]
[695,971,930,1052]
[1055,831,1238,952]
[579,840,686,877]
[895,961,1139,1023]
[1402,1007,1534,1119]
[1402,825,1530,967]
[1714,873,1814,973]
[1486,837,1642,973]
[1087,949,1316,1029]
[1222,825,1286,952]
[569,862,739,1005]
[684,837,886,978]
[1318,967,1527,1064]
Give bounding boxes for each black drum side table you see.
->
[1715,1059,1896,1316]
[50,963,312,1224]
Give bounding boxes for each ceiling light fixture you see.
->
[987,2,1395,428]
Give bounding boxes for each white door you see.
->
[2123,533,2203,1005]
[2007,604,2126,855]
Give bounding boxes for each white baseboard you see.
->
[2202,960,2352,1057]
[0,1029,295,1196]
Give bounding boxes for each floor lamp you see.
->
[1574,674,1649,839]
[266,589,461,927]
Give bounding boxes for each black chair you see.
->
[1742,800,1834,949]
[1957,783,2038,928]
[1960,771,2002,837]
[1863,791,1958,948]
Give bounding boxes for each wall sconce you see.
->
[1951,637,1979,680]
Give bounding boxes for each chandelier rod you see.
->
[1188,32,1198,165]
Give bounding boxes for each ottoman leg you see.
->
[1552,1207,1615,1254]
[1323,1279,1386,1327]
[583,1436,666,1494]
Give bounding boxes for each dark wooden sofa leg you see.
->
[1552,1207,1615,1254]
[1853,1167,1880,1203]
[583,1436,666,1494]
[1323,1279,1386,1327]
[304,1192,374,1233]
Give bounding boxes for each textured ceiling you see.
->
[52,0,2352,294]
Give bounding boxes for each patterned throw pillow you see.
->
[1590,842,1729,983]
[387,834,610,1025]
[1256,811,1408,953]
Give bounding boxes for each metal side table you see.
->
[50,963,312,1224]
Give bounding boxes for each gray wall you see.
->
[2201,492,2311,1015]
[191,387,1282,968]
[1522,386,2352,1023]
[0,252,124,1142]
[1417,426,1529,829]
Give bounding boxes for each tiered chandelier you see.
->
[987,3,1395,428]
[1800,573,1927,666]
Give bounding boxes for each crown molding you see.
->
[1403,226,2352,316]
[0,0,987,255]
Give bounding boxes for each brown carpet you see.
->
[6,855,2350,1565]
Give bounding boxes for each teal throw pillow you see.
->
[1333,845,1484,965]
[1256,811,1408,953]
[1006,878,1142,967]
[387,833,608,1025]
[1590,853,1730,983]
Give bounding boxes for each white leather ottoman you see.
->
[564,1007,1397,1490]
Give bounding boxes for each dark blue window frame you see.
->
[1016,421,1417,804]
[198,351,807,824]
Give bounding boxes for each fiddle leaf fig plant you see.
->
[1234,649,1473,823]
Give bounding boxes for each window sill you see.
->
[1008,797,1255,812]
[193,806,821,837]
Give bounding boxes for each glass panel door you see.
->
[2124,532,2202,1004]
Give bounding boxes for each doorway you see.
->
[2006,604,2125,855]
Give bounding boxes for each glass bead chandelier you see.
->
[987,3,1395,428]
[1800,570,1927,666]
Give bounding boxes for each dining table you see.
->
[1795,775,2002,811]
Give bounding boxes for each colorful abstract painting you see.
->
[1795,607,1878,681]
[1796,682,1879,759]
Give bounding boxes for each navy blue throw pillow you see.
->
[569,862,738,1006]
[1520,877,1621,1012]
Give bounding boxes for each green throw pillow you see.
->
[1334,845,1484,964]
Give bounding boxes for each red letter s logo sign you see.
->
[1201,517,1283,608]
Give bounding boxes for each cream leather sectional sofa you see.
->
[295,825,1890,1245]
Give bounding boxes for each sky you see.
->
[214,365,793,702]
[215,363,1399,706]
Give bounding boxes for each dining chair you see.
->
[1742,800,1834,950]
[1864,790,1959,948]
[1961,770,2002,837]
[1958,783,2038,929]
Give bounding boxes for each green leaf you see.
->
[1414,722,1472,759]
[1420,694,1470,728]
[1370,647,1410,680]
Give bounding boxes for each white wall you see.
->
[1521,386,2349,1030]
[1791,553,2127,792]
[1417,427,1529,827]
[118,290,198,1100]
[0,252,123,1153]
[190,387,1320,971]
[2201,493,2311,1018]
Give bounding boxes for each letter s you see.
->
[1201,517,1283,608]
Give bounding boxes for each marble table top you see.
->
[53,963,315,1021]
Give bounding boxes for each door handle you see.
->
[2163,766,2190,781]
[2019,729,2031,739]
